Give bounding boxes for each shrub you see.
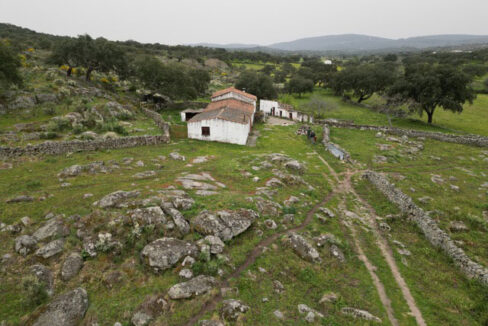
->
[40,132,58,139]
[21,275,48,308]
[43,106,57,116]
[48,118,71,132]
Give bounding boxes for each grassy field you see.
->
[279,88,488,135]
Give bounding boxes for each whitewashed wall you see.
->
[260,100,278,114]
[187,118,250,145]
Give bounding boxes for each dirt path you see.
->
[314,151,426,326]
[183,191,336,326]
[352,189,427,326]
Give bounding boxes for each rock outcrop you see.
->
[141,238,199,272]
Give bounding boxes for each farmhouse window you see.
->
[202,126,210,136]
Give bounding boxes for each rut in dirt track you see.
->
[183,191,335,326]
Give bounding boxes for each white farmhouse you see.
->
[186,87,256,146]
[260,100,313,123]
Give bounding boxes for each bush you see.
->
[96,121,128,136]
[21,275,48,308]
[40,131,58,139]
[48,118,71,132]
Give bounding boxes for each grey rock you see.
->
[94,190,140,208]
[131,312,152,326]
[264,219,277,229]
[330,245,345,262]
[36,93,58,104]
[319,292,338,304]
[163,206,190,235]
[192,209,258,241]
[199,320,224,326]
[449,221,469,232]
[197,235,225,254]
[254,197,282,217]
[341,307,382,323]
[133,171,156,179]
[220,299,250,322]
[33,287,88,326]
[273,310,284,320]
[179,268,193,279]
[289,233,321,263]
[141,237,199,272]
[168,275,216,299]
[61,252,84,281]
[6,195,34,203]
[14,235,38,256]
[129,207,167,226]
[33,218,66,241]
[284,160,305,174]
[35,239,65,258]
[169,152,186,161]
[172,197,195,210]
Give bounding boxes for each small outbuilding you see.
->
[260,100,313,123]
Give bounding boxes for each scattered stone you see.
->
[372,155,388,164]
[129,207,167,226]
[298,304,324,320]
[135,160,145,167]
[32,287,88,326]
[192,156,209,164]
[133,171,156,179]
[273,280,285,293]
[179,269,193,279]
[199,320,224,326]
[341,307,382,323]
[14,235,38,256]
[168,275,216,299]
[163,206,190,235]
[94,190,140,208]
[450,184,460,192]
[273,310,285,320]
[284,160,305,174]
[172,197,195,210]
[449,221,469,232]
[319,292,338,304]
[220,299,250,322]
[288,233,321,263]
[35,239,65,258]
[170,152,186,161]
[319,207,335,218]
[182,256,196,267]
[418,196,433,204]
[379,222,391,232]
[141,238,199,272]
[61,252,84,281]
[195,190,219,196]
[254,197,282,217]
[6,195,34,203]
[284,196,300,206]
[330,245,345,262]
[431,174,445,184]
[131,312,152,326]
[197,235,225,254]
[192,209,258,241]
[20,216,32,226]
[264,219,277,229]
[58,165,82,178]
[83,193,93,199]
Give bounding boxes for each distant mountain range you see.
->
[192,34,488,53]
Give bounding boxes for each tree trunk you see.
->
[67,66,72,77]
[427,111,433,124]
[85,67,93,81]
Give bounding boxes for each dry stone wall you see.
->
[141,107,170,138]
[0,135,169,159]
[318,120,488,148]
[363,170,488,286]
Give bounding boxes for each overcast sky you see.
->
[1,0,487,45]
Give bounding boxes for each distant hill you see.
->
[192,43,260,49]
[194,34,488,53]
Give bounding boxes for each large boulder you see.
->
[192,209,259,241]
[253,197,281,217]
[93,190,140,208]
[33,287,88,326]
[288,233,321,263]
[35,239,65,259]
[168,275,216,299]
[141,238,199,272]
[14,235,38,256]
[61,252,84,281]
[129,207,167,226]
[33,218,67,241]
[341,307,382,323]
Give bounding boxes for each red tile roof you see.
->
[211,87,257,101]
[204,99,254,115]
[188,107,250,124]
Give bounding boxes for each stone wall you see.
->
[0,135,169,159]
[141,107,170,138]
[363,170,488,286]
[317,119,488,148]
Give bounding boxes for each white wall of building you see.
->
[187,118,250,145]
[260,100,278,115]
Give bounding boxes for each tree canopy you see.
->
[330,63,397,103]
[235,70,277,99]
[285,75,314,97]
[389,63,476,123]
[134,56,210,100]
[0,41,22,88]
